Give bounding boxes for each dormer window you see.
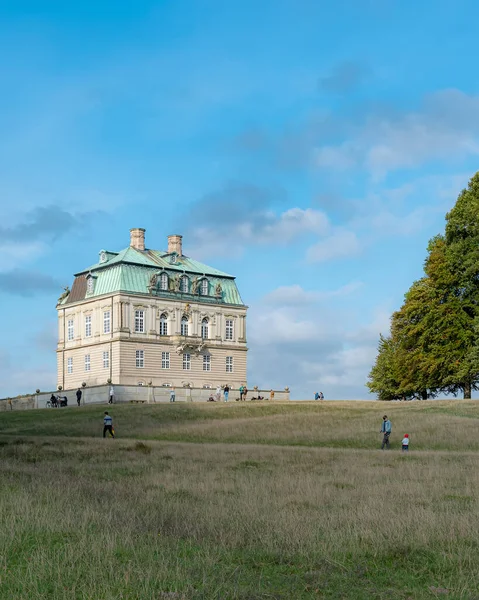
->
[180,275,189,293]
[160,272,168,291]
[86,274,95,294]
[170,254,177,264]
[200,278,209,295]
[99,250,107,264]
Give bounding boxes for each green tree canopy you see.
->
[368,172,479,400]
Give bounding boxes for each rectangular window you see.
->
[85,315,92,338]
[103,351,109,369]
[225,319,234,341]
[67,319,74,341]
[161,351,170,369]
[84,354,90,371]
[183,353,191,370]
[135,310,145,333]
[103,311,111,334]
[203,354,211,371]
[136,350,144,368]
[226,356,233,373]
[67,357,73,374]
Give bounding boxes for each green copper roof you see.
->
[63,246,244,306]
[78,246,233,277]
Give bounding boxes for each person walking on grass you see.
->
[109,385,114,404]
[402,433,410,452]
[224,384,230,402]
[239,384,244,401]
[76,388,82,407]
[103,411,115,438]
[380,415,392,449]
[170,387,176,402]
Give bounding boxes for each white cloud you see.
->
[0,242,46,272]
[264,281,362,305]
[315,89,479,179]
[247,284,386,399]
[306,229,361,263]
[187,207,330,260]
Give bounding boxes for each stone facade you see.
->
[57,231,248,390]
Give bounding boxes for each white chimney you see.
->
[130,228,146,251]
[167,234,183,256]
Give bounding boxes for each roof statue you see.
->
[57,286,70,305]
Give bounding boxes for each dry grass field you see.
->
[1,400,479,599]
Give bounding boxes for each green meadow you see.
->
[1,400,479,599]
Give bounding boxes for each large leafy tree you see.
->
[368,172,479,400]
[367,335,401,400]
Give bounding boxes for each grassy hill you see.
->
[1,399,479,451]
[1,401,479,599]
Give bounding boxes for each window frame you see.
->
[159,313,168,336]
[135,349,144,368]
[160,272,169,291]
[86,276,94,294]
[200,278,209,295]
[161,351,170,369]
[85,315,92,338]
[67,357,73,374]
[203,354,211,372]
[225,319,234,341]
[201,318,209,340]
[103,311,111,334]
[226,356,233,373]
[135,309,145,333]
[183,353,191,370]
[67,319,74,341]
[84,354,91,372]
[103,351,109,369]
[181,316,189,336]
[180,275,189,293]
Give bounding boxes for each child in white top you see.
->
[402,434,409,452]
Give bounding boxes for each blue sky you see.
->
[1,0,479,399]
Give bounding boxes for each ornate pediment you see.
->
[175,340,207,356]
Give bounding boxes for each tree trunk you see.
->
[463,381,472,399]
[421,389,428,400]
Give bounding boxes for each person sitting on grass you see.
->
[103,411,115,438]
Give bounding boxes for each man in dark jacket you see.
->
[76,388,82,406]
[380,415,392,449]
[103,412,115,438]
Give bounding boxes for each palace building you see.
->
[56,229,247,390]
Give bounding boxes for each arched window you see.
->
[200,278,209,295]
[201,318,209,340]
[160,272,168,291]
[160,313,168,336]
[180,275,189,293]
[181,316,189,336]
